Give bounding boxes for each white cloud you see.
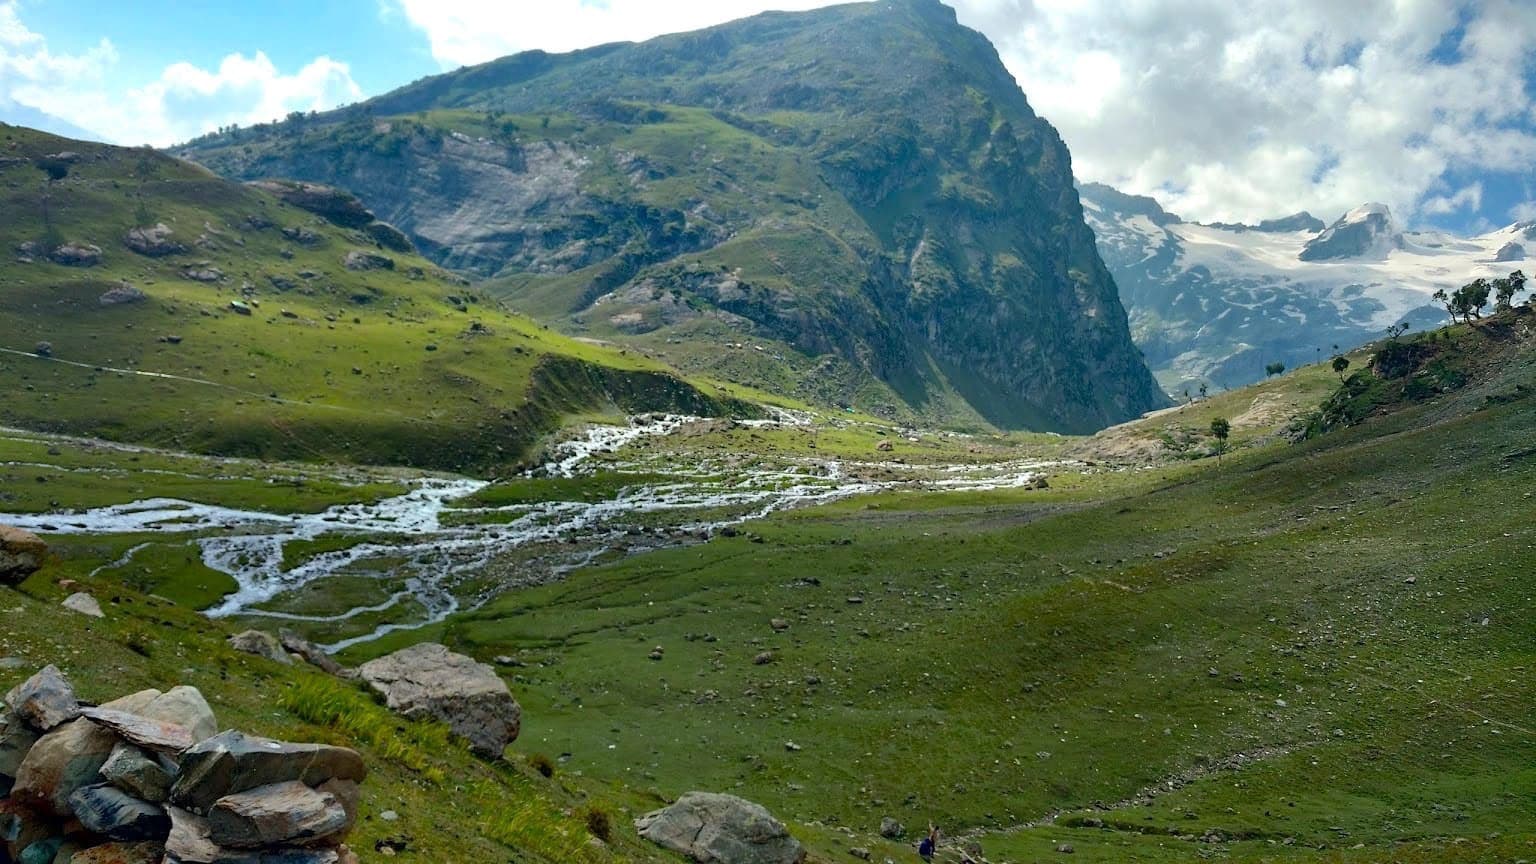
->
[385,0,842,68]
[0,1,361,146]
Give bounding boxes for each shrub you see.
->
[529,752,556,778]
[582,805,614,843]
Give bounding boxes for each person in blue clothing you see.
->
[918,823,938,862]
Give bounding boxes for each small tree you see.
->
[1198,382,1209,400]
[1265,361,1286,377]
[1210,417,1231,462]
[1450,278,1491,321]
[1494,270,1527,311]
[1332,355,1351,381]
[1386,322,1409,341]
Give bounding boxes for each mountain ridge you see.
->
[176,0,1167,433]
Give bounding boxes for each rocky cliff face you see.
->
[181,0,1167,431]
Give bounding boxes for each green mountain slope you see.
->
[4,307,1532,863]
[0,124,751,471]
[177,0,1167,433]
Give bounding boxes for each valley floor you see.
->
[2,322,1534,864]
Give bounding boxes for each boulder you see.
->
[79,707,195,754]
[12,689,159,816]
[362,222,413,253]
[228,301,253,316]
[635,792,805,864]
[3,664,79,731]
[170,731,366,814]
[227,631,291,666]
[69,784,170,841]
[49,242,103,267]
[341,250,393,272]
[879,817,905,839]
[0,710,39,792]
[143,686,217,742]
[68,841,167,864]
[62,592,104,618]
[101,744,173,803]
[164,807,342,864]
[0,524,47,584]
[207,781,350,849]
[356,643,520,759]
[123,224,185,257]
[99,282,147,306]
[276,631,348,678]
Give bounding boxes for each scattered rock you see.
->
[1056,842,1074,853]
[770,618,789,632]
[0,524,47,584]
[70,784,171,841]
[49,242,103,267]
[123,224,185,257]
[356,643,520,759]
[207,781,350,849]
[31,341,52,358]
[280,227,322,246]
[181,266,224,283]
[101,744,173,803]
[170,731,366,814]
[99,282,147,306]
[635,792,805,864]
[879,817,904,839]
[342,250,393,272]
[3,664,78,732]
[277,631,349,678]
[62,592,104,618]
[850,848,871,860]
[78,707,195,755]
[227,631,291,666]
[228,301,252,316]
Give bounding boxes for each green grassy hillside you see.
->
[4,309,1531,862]
[0,124,750,472]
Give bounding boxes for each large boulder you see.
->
[356,643,520,759]
[341,250,393,272]
[170,731,366,814]
[99,282,147,306]
[12,689,160,816]
[4,664,79,731]
[207,781,350,849]
[635,792,805,864]
[69,784,171,841]
[0,525,47,584]
[123,224,186,257]
[48,242,103,267]
[227,631,291,666]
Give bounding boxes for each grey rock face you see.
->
[3,665,79,732]
[1495,241,1525,262]
[635,792,806,864]
[0,525,47,585]
[1299,205,1398,261]
[69,784,171,841]
[170,731,366,814]
[356,643,521,759]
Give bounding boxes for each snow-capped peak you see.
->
[1299,202,1399,262]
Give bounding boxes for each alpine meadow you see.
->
[1,2,1533,864]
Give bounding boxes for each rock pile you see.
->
[1,665,364,864]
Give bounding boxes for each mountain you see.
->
[175,0,1167,433]
[0,100,104,143]
[1079,181,1527,391]
[0,124,749,471]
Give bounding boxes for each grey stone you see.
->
[48,242,103,267]
[62,592,104,618]
[170,731,366,814]
[227,632,291,666]
[99,282,147,306]
[341,250,393,272]
[123,224,185,257]
[79,707,195,754]
[164,807,341,864]
[68,842,167,864]
[101,743,174,803]
[0,524,47,585]
[635,792,805,864]
[143,687,218,742]
[4,664,79,732]
[356,643,520,759]
[879,817,904,839]
[69,783,171,841]
[0,711,40,792]
[276,631,349,678]
[207,781,350,849]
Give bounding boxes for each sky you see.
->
[2,0,1534,234]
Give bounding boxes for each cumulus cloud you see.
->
[957,0,1536,226]
[0,1,361,146]
[385,0,840,68]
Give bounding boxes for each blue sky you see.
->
[2,0,1534,235]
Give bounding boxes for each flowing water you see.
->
[1,416,1064,650]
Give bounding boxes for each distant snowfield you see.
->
[1080,184,1532,387]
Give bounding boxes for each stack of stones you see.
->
[0,666,365,864]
